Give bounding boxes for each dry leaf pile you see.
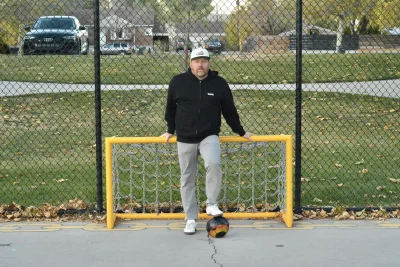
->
[295,206,400,221]
[0,199,106,223]
[1,200,399,224]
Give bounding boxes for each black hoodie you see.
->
[165,68,245,143]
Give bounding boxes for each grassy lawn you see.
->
[1,52,400,84]
[0,52,399,209]
[0,88,398,208]
[300,92,400,207]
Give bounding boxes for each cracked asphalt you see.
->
[1,219,400,267]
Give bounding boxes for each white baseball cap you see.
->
[190,48,210,60]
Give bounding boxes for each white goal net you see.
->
[106,136,293,228]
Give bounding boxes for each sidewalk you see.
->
[1,80,399,98]
[1,218,399,267]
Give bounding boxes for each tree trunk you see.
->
[18,23,24,56]
[237,0,241,53]
[336,17,345,54]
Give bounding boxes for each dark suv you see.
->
[175,38,193,52]
[22,16,89,55]
[204,38,222,54]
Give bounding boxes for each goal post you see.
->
[106,135,293,229]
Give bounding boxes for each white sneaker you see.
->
[206,204,223,217]
[184,220,197,235]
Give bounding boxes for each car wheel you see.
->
[82,47,88,55]
[73,42,81,55]
[176,48,179,53]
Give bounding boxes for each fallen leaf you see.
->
[313,198,322,202]
[54,179,68,183]
[320,209,328,218]
[316,115,327,121]
[389,178,400,183]
[355,159,364,165]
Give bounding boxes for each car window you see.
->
[34,18,75,29]
[121,43,128,48]
[34,18,54,29]
[113,43,120,48]
[62,20,74,29]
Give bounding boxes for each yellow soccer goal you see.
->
[106,135,293,229]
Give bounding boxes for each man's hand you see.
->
[160,132,173,142]
[242,132,253,141]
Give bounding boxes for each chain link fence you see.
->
[0,0,399,212]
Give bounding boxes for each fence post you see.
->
[294,0,303,214]
[93,0,103,213]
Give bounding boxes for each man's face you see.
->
[190,58,210,80]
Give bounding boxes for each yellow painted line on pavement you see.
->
[1,220,399,232]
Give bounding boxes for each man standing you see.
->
[161,48,252,235]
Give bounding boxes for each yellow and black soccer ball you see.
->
[206,216,229,238]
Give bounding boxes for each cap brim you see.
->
[191,56,210,60]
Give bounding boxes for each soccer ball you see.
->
[206,216,229,238]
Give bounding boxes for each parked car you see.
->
[100,42,133,55]
[137,45,156,54]
[22,16,89,55]
[204,38,222,54]
[386,27,400,35]
[175,38,193,52]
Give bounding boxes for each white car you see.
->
[100,42,133,55]
[386,27,400,35]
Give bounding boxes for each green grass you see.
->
[0,52,399,209]
[0,88,399,208]
[300,92,400,207]
[1,52,400,84]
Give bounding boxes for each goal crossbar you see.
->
[106,135,293,229]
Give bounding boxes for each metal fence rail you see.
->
[0,0,399,213]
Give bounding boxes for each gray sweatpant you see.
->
[177,135,222,220]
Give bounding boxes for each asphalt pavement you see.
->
[1,218,399,267]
